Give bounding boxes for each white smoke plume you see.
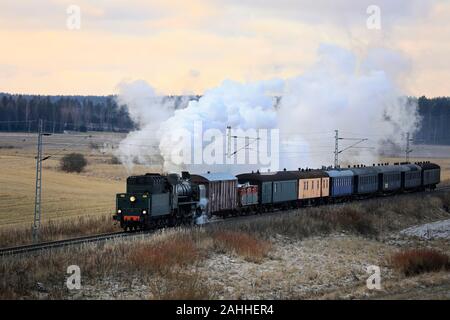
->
[115,44,420,174]
[113,80,177,170]
[158,79,283,173]
[278,44,420,169]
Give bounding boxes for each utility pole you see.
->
[226,126,260,158]
[334,130,339,168]
[33,119,51,243]
[227,126,231,158]
[405,132,413,162]
[334,130,369,168]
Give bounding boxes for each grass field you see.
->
[0,132,449,229]
[0,132,159,228]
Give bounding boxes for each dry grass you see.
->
[212,230,272,263]
[148,271,214,300]
[0,132,159,229]
[215,192,450,241]
[0,227,272,299]
[390,249,450,277]
[128,234,200,274]
[0,214,120,247]
[0,154,122,226]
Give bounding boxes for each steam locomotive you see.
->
[113,162,441,231]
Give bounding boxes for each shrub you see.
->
[60,153,87,173]
[128,235,199,274]
[329,207,377,236]
[390,249,450,276]
[149,271,213,300]
[212,230,271,263]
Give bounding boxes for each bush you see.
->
[212,230,271,263]
[390,249,450,276]
[149,271,213,300]
[60,153,87,173]
[128,235,199,274]
[328,207,377,236]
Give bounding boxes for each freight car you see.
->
[114,162,441,231]
[190,172,238,217]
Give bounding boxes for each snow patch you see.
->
[400,219,450,240]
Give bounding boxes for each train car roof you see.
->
[325,169,354,178]
[372,165,404,173]
[237,171,299,182]
[190,172,237,182]
[416,162,440,170]
[349,167,379,175]
[404,163,422,171]
[285,170,329,179]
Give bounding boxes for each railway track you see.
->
[0,231,149,256]
[2,185,450,257]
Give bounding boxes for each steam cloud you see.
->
[115,44,420,174]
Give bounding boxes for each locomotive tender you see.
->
[113,161,441,231]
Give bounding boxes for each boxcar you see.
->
[286,169,329,200]
[401,164,422,190]
[190,172,238,215]
[350,167,378,195]
[238,183,259,206]
[326,169,354,198]
[417,162,441,188]
[373,165,402,192]
[236,171,299,204]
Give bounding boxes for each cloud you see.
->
[0,0,448,97]
[212,0,434,28]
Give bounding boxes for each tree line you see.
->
[414,96,450,145]
[0,93,135,133]
[0,93,449,145]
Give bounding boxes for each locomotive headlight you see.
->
[142,210,147,215]
[129,196,136,202]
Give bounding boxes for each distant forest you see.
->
[0,93,196,134]
[0,93,449,145]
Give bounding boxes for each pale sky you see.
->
[0,0,449,96]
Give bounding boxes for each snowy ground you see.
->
[400,219,450,240]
